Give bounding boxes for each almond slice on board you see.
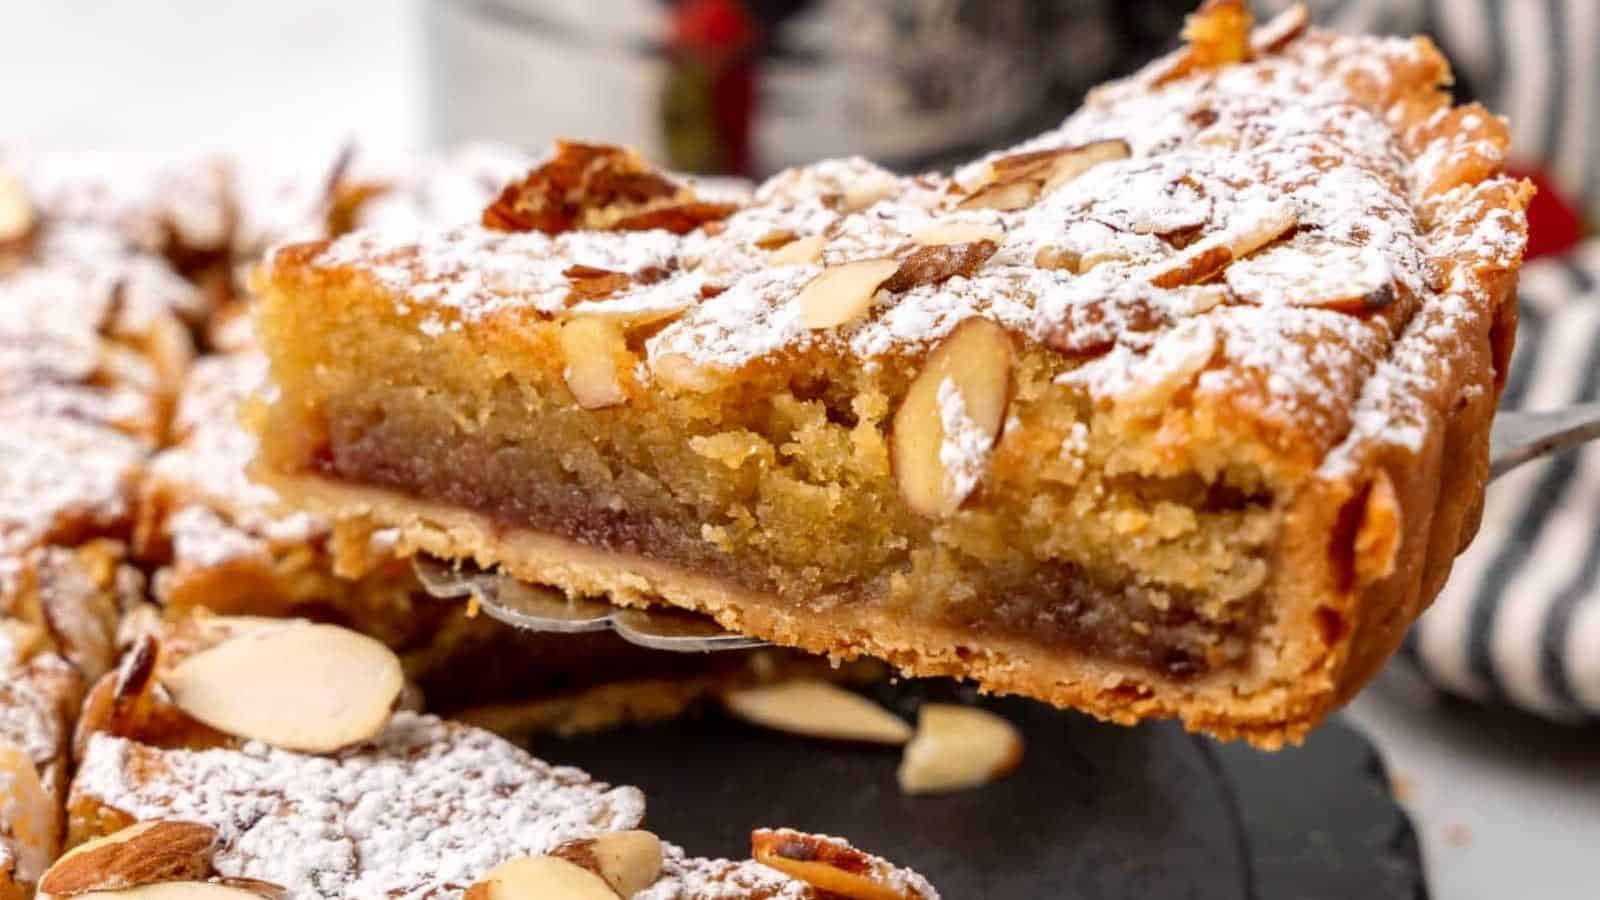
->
[796,258,899,329]
[723,681,912,745]
[891,318,1013,516]
[549,830,663,897]
[160,623,403,753]
[897,704,1025,795]
[39,820,216,896]
[464,855,618,900]
[752,829,938,900]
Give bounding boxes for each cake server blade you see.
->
[411,555,769,651]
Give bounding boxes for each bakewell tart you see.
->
[60,617,932,898]
[252,2,1529,746]
[134,349,872,736]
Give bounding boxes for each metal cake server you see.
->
[414,404,1600,653]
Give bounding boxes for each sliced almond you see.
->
[40,820,216,896]
[841,171,900,212]
[0,740,54,885]
[768,234,827,266]
[881,241,997,293]
[723,681,911,745]
[464,855,618,900]
[897,704,1025,795]
[160,622,403,753]
[550,830,663,897]
[795,258,898,329]
[559,318,630,409]
[752,829,937,900]
[1119,318,1219,410]
[0,169,32,244]
[1150,201,1296,288]
[913,223,1004,246]
[956,179,1038,212]
[0,619,49,664]
[1251,2,1309,54]
[1039,139,1132,192]
[76,883,272,900]
[891,318,1013,516]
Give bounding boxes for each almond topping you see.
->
[650,352,729,394]
[0,169,32,244]
[483,140,736,235]
[1151,0,1255,86]
[0,740,53,885]
[559,318,630,409]
[0,619,48,664]
[840,172,899,212]
[160,622,403,753]
[1150,201,1297,288]
[962,139,1130,212]
[768,234,826,266]
[1251,2,1309,54]
[1119,318,1218,410]
[723,681,912,745]
[897,704,1025,795]
[752,829,938,900]
[891,318,1013,516]
[881,241,996,293]
[75,883,273,899]
[956,178,1038,212]
[913,223,1004,246]
[550,830,663,897]
[795,258,899,329]
[464,855,618,900]
[40,821,216,896]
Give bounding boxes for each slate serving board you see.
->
[530,681,1425,899]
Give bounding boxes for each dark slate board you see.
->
[529,681,1426,899]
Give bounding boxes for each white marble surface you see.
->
[6,4,1597,897]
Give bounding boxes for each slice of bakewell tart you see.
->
[249,2,1531,746]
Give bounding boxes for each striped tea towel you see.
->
[1404,241,1600,720]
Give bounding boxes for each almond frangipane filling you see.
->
[252,1,1529,745]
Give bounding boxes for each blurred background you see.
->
[4,1,1596,898]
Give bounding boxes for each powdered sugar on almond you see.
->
[72,713,647,898]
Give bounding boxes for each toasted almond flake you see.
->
[550,830,663,897]
[1251,2,1309,53]
[768,234,826,266]
[723,681,912,745]
[897,704,1025,795]
[891,318,1013,516]
[956,179,1038,212]
[40,820,217,896]
[464,855,618,900]
[752,829,939,900]
[795,258,899,329]
[1120,318,1218,409]
[559,318,630,409]
[841,172,900,211]
[0,740,53,885]
[1150,201,1296,288]
[912,223,1004,246]
[881,241,997,294]
[160,623,403,753]
[1039,139,1132,193]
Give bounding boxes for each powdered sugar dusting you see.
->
[72,713,646,898]
[274,14,1528,478]
[937,378,992,505]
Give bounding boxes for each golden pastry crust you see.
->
[253,4,1530,746]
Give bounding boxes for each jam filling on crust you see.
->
[312,404,1269,681]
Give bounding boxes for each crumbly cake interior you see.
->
[270,299,1276,681]
[256,0,1529,739]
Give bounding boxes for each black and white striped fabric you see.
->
[1254,1,1600,719]
[1404,242,1600,721]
